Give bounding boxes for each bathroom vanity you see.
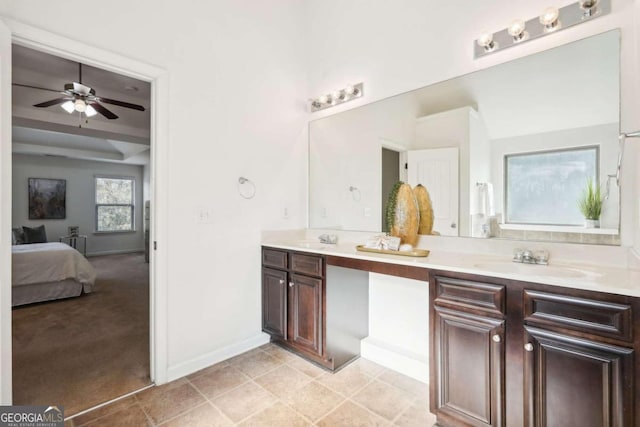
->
[261,242,640,426]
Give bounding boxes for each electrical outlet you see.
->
[363,207,372,217]
[196,206,213,224]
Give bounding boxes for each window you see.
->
[505,147,598,226]
[95,176,135,232]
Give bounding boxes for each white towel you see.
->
[472,183,495,216]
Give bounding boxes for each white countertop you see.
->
[262,240,640,298]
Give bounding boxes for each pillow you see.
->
[11,227,25,245]
[22,225,47,244]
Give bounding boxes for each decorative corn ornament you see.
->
[413,184,434,235]
[385,182,420,246]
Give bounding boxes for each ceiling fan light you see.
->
[85,104,97,117]
[74,99,86,113]
[61,101,75,114]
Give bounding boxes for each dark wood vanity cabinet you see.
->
[262,248,324,361]
[430,271,640,427]
[431,276,506,427]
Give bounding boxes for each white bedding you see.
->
[12,242,96,289]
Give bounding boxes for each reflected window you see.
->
[505,147,598,226]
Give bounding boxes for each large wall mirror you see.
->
[309,30,620,245]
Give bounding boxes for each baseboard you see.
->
[361,337,428,384]
[166,333,270,382]
[86,248,145,257]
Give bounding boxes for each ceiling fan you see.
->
[12,63,145,120]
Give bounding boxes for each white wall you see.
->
[0,0,309,383]
[12,154,144,255]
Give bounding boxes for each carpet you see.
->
[12,252,151,416]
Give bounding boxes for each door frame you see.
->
[0,18,170,403]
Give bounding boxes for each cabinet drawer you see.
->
[290,253,323,277]
[262,248,288,270]
[433,276,505,317]
[523,290,632,341]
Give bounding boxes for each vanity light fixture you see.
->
[310,82,364,112]
[474,0,610,59]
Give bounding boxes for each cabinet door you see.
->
[524,326,634,427]
[289,273,322,355]
[433,306,505,427]
[262,268,287,340]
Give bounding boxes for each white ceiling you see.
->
[12,44,151,164]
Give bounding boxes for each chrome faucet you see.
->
[513,248,549,265]
[318,234,338,244]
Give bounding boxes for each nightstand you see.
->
[59,235,88,256]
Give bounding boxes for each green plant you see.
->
[384,181,403,232]
[577,179,603,220]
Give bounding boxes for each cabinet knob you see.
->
[492,334,501,343]
[289,281,294,288]
[524,343,534,352]
[279,279,285,285]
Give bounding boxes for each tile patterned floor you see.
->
[65,344,436,426]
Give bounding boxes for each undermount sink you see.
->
[295,241,327,250]
[472,261,603,279]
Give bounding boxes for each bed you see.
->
[12,242,97,306]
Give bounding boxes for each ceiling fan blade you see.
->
[98,97,146,111]
[73,82,93,96]
[34,98,70,108]
[13,83,63,94]
[89,101,119,119]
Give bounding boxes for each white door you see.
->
[0,18,12,404]
[407,147,459,236]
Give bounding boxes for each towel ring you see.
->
[238,177,256,199]
[348,185,361,201]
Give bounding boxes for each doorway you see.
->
[0,18,169,409]
[381,147,400,232]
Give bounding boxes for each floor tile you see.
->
[347,358,386,377]
[238,402,310,427]
[254,364,312,398]
[352,380,413,421]
[73,395,137,426]
[317,400,390,427]
[136,380,205,424]
[189,365,249,399]
[394,401,437,427]
[318,365,372,397]
[283,381,344,422]
[81,404,151,426]
[212,381,277,423]
[286,356,327,378]
[377,370,428,398]
[229,350,283,378]
[159,402,233,427]
[186,361,229,380]
[261,344,299,362]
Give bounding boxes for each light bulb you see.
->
[85,104,97,117]
[332,90,343,102]
[579,0,600,17]
[539,7,560,31]
[74,99,86,113]
[345,85,355,95]
[318,94,328,104]
[61,100,75,114]
[477,32,496,52]
[508,19,526,41]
